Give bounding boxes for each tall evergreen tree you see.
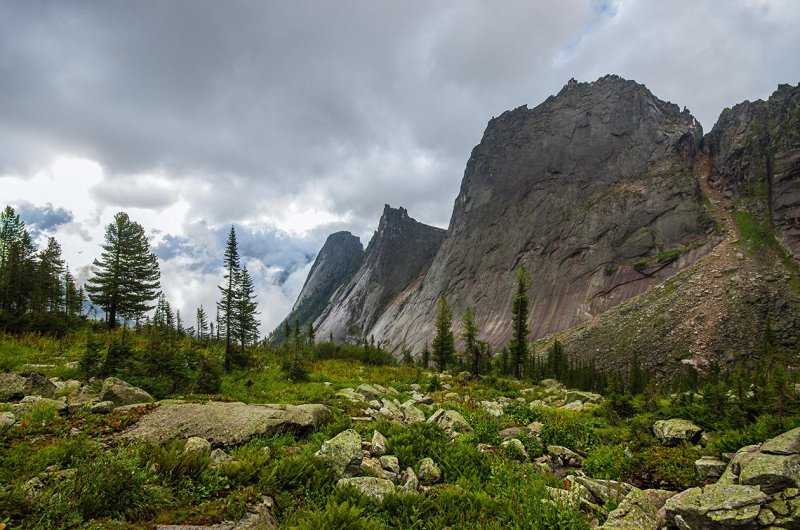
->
[509,265,531,379]
[432,297,454,372]
[85,212,161,328]
[234,266,260,356]
[32,237,65,313]
[217,226,240,372]
[460,306,480,376]
[196,305,209,341]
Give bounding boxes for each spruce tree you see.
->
[460,306,480,376]
[234,266,260,358]
[196,305,209,341]
[432,297,454,373]
[509,265,531,379]
[217,226,240,372]
[86,212,161,328]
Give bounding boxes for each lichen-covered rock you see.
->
[418,457,441,484]
[336,388,366,402]
[480,400,504,417]
[695,456,728,480]
[400,467,419,493]
[380,455,400,475]
[209,448,234,467]
[761,426,800,456]
[121,401,330,446]
[371,430,387,457]
[574,477,634,505]
[90,400,115,414]
[315,429,363,478]
[738,452,800,494]
[565,390,602,404]
[548,445,583,466]
[653,419,702,446]
[184,437,212,454]
[501,438,528,461]
[427,409,471,437]
[602,487,659,529]
[400,401,426,423]
[337,476,396,502]
[12,395,67,415]
[361,457,394,481]
[1,411,15,429]
[100,377,154,406]
[665,482,768,529]
[0,372,57,401]
[356,384,383,401]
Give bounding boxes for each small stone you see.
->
[501,438,528,461]
[209,448,234,467]
[499,427,522,440]
[0,411,15,428]
[380,455,400,475]
[337,476,395,502]
[400,467,419,493]
[314,429,363,478]
[183,437,211,454]
[418,457,441,484]
[371,430,387,457]
[90,400,115,414]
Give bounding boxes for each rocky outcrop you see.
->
[273,231,364,341]
[314,205,445,342]
[120,401,330,446]
[705,83,800,260]
[100,377,154,406]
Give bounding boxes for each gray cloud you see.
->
[0,0,798,330]
[15,201,74,231]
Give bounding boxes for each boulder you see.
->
[695,456,728,480]
[361,457,394,481]
[400,467,419,493]
[652,419,702,446]
[480,400,504,417]
[336,388,366,402]
[562,401,587,411]
[418,457,441,484]
[121,401,329,446]
[548,445,583,466]
[90,401,115,414]
[501,438,528,461]
[427,409,472,437]
[380,455,400,475]
[602,488,659,530]
[12,395,67,415]
[410,391,433,405]
[0,372,57,401]
[665,482,768,529]
[738,452,800,494]
[356,384,383,401]
[499,427,523,440]
[400,401,426,423]
[371,430,387,457]
[574,477,634,505]
[565,390,602,404]
[337,476,395,502]
[1,411,15,429]
[314,429,363,478]
[100,377,154,406]
[526,421,544,437]
[761,426,800,455]
[184,437,212,454]
[540,379,564,390]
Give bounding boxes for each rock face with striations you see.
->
[374,75,712,352]
[314,205,445,342]
[705,83,800,260]
[274,231,364,340]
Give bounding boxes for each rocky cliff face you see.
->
[373,75,712,352]
[314,205,445,342]
[705,83,800,260]
[272,231,363,340]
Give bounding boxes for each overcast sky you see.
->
[1,0,798,334]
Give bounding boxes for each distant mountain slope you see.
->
[271,231,363,341]
[314,205,445,343]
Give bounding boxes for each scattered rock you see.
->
[410,391,433,405]
[574,477,634,505]
[361,457,394,481]
[210,448,234,467]
[444,392,460,401]
[602,487,659,529]
[501,438,528,461]
[12,395,67,415]
[652,419,702,446]
[356,384,382,401]
[695,456,728,480]
[400,467,419,493]
[540,379,565,390]
[336,388,366,402]
[371,430,387,457]
[1,411,15,429]
[480,400,504,417]
[90,400,115,414]
[565,390,602,404]
[526,421,544,437]
[499,427,523,440]
[337,476,395,502]
[121,401,330,446]
[548,445,583,467]
[315,429,363,478]
[184,437,212,454]
[380,455,400,475]
[418,457,441,484]
[400,401,426,423]
[100,377,154,406]
[427,409,472,437]
[665,482,768,528]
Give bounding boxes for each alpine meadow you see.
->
[1,2,800,529]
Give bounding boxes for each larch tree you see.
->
[85,212,161,328]
[432,296,454,373]
[509,265,531,379]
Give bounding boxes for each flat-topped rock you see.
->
[120,401,330,446]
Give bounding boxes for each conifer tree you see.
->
[509,265,531,379]
[217,226,240,372]
[432,297,454,372]
[196,305,209,341]
[421,342,430,369]
[234,266,260,356]
[307,322,315,345]
[460,306,480,376]
[86,212,161,328]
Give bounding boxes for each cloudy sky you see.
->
[1,0,798,334]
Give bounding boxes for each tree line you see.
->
[0,204,261,373]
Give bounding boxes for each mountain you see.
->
[314,205,445,343]
[271,231,363,341]
[284,75,800,372]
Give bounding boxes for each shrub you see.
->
[141,439,211,485]
[292,501,383,530]
[584,445,631,480]
[632,445,702,489]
